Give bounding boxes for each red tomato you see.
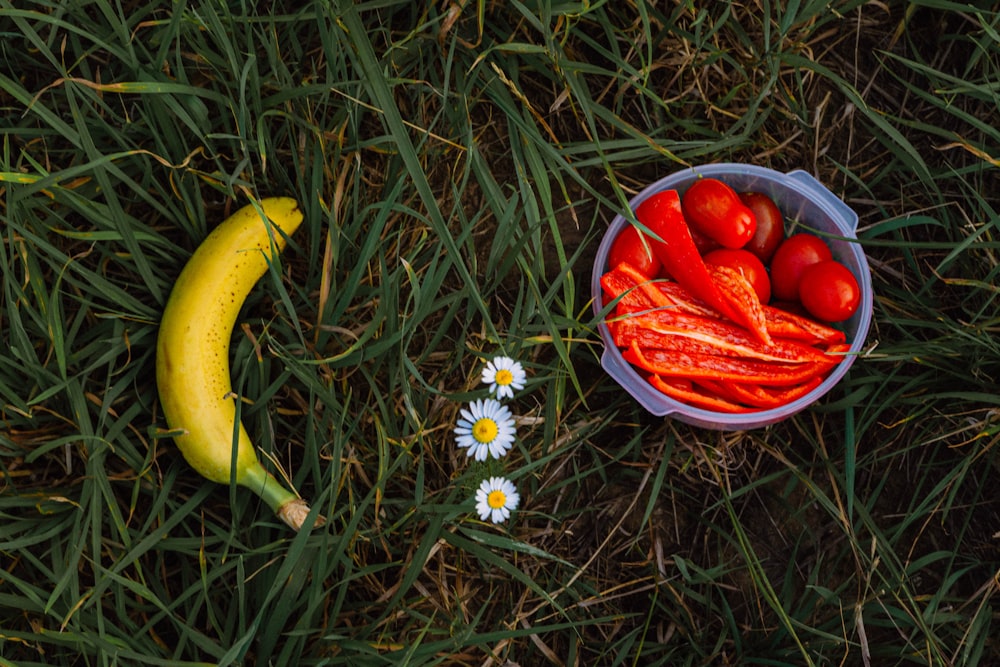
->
[769,234,833,302]
[739,191,785,263]
[682,178,757,249]
[608,223,662,278]
[704,248,771,304]
[798,260,861,322]
[689,224,720,255]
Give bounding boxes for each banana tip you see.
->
[278,498,326,531]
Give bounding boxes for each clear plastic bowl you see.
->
[591,163,873,430]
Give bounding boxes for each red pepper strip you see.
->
[635,191,746,325]
[714,380,787,408]
[613,320,734,356]
[718,375,825,409]
[657,279,847,346]
[763,305,847,345]
[660,377,693,391]
[600,264,679,315]
[613,320,807,365]
[759,375,826,403]
[707,264,771,345]
[613,262,675,308]
[618,309,832,363]
[601,268,658,311]
[624,342,841,387]
[693,378,755,407]
[614,317,828,364]
[611,260,655,285]
[654,281,722,318]
[648,374,753,413]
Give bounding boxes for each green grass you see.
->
[1,0,999,664]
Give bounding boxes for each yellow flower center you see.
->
[495,369,514,386]
[487,489,507,510]
[472,418,499,444]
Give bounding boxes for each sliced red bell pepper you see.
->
[601,263,682,314]
[613,262,674,309]
[635,190,772,344]
[681,375,825,411]
[648,374,752,413]
[615,309,832,363]
[601,267,657,312]
[692,378,748,406]
[762,305,847,345]
[707,264,771,346]
[651,278,847,346]
[624,342,841,387]
[758,375,825,403]
[613,320,728,356]
[653,281,723,318]
[717,376,824,409]
[634,192,743,322]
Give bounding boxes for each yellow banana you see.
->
[156,197,322,531]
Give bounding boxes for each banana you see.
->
[156,197,322,531]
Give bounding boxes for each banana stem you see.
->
[240,463,325,532]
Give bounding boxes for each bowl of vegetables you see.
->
[592,163,873,430]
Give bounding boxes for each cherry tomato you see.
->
[769,233,833,302]
[682,178,757,249]
[689,224,720,256]
[739,191,784,263]
[608,223,663,278]
[704,248,771,304]
[798,260,861,322]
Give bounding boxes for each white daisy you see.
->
[475,476,520,523]
[481,356,526,400]
[454,398,516,461]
